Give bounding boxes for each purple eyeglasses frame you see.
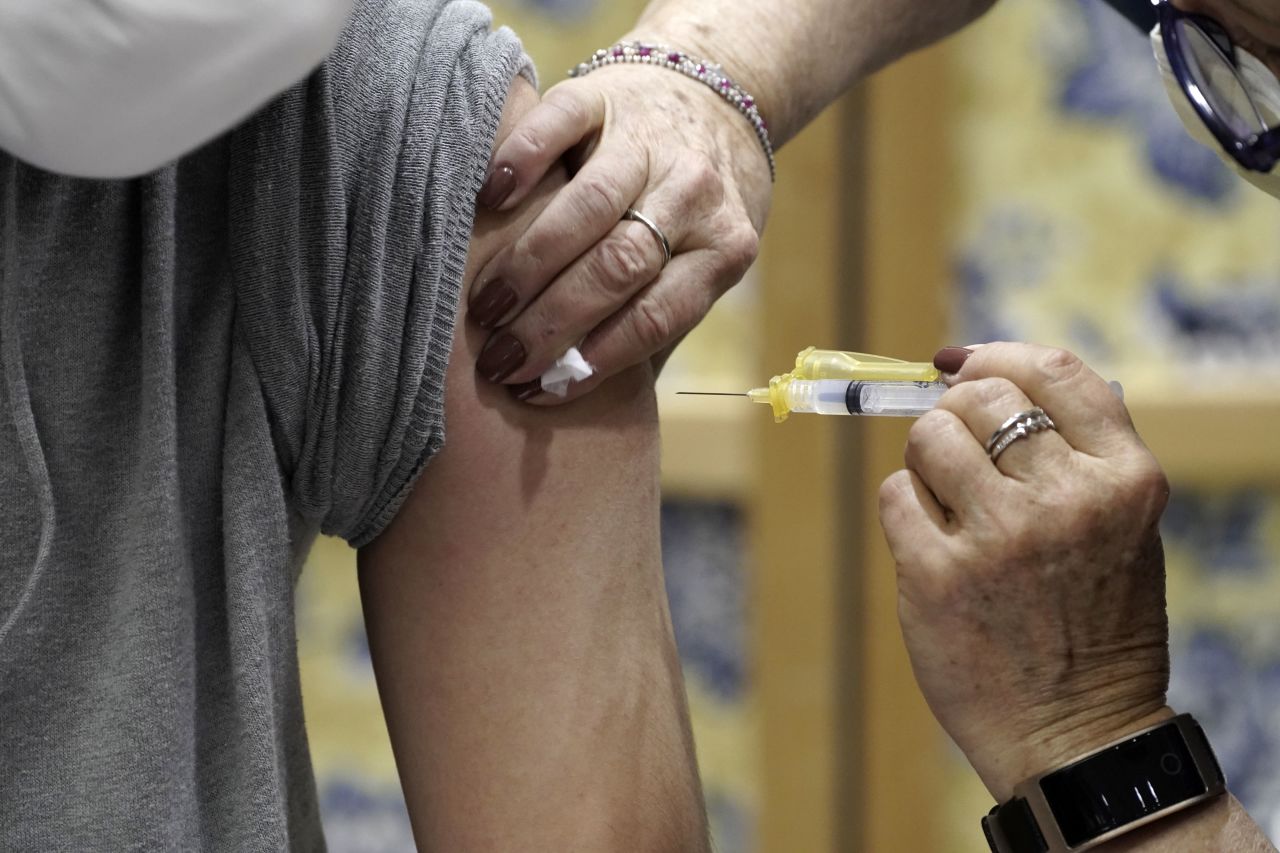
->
[1156,0,1280,172]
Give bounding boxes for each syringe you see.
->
[678,348,946,420]
[679,347,1124,422]
[752,348,941,421]
[748,379,947,418]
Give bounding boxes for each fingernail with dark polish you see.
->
[470,280,517,328]
[510,380,543,402]
[933,346,973,374]
[478,164,516,209]
[477,333,527,383]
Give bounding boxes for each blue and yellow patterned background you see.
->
[942,0,1280,846]
[297,499,756,852]
[297,0,1280,850]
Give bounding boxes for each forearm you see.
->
[623,0,998,145]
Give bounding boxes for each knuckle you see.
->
[1035,346,1086,384]
[540,88,589,132]
[903,410,952,465]
[591,229,654,294]
[914,408,955,440]
[629,295,675,351]
[511,228,553,273]
[511,124,551,160]
[1126,455,1171,516]
[724,224,760,273]
[878,471,911,516]
[685,153,723,199]
[948,376,1019,411]
[511,306,562,349]
[573,173,626,222]
[668,154,725,220]
[542,86,582,117]
[535,321,562,344]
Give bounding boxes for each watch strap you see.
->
[983,798,1048,853]
[980,714,1226,853]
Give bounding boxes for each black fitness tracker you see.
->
[981,714,1227,853]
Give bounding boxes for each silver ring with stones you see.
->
[985,407,1056,463]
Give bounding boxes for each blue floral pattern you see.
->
[949,0,1280,844]
[1056,0,1237,203]
[319,782,416,853]
[662,502,748,702]
[1143,269,1280,362]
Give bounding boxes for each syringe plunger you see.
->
[779,379,947,418]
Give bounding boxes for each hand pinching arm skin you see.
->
[470,0,998,404]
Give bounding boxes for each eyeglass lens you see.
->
[1175,17,1268,137]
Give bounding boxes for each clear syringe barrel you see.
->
[849,380,947,416]
[783,379,948,418]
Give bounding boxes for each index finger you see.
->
[481,84,605,212]
[954,342,1136,456]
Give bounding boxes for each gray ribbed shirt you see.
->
[0,1,528,847]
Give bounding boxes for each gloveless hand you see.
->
[878,343,1174,802]
[469,57,774,402]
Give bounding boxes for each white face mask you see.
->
[1152,25,1280,198]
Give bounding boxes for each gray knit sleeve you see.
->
[227,0,531,547]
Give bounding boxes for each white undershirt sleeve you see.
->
[0,0,355,178]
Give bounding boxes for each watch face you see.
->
[1040,725,1207,847]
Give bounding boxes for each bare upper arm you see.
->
[355,76,708,852]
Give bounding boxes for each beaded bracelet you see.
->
[569,42,776,182]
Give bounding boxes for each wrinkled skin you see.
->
[878,343,1174,801]
[471,59,772,403]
